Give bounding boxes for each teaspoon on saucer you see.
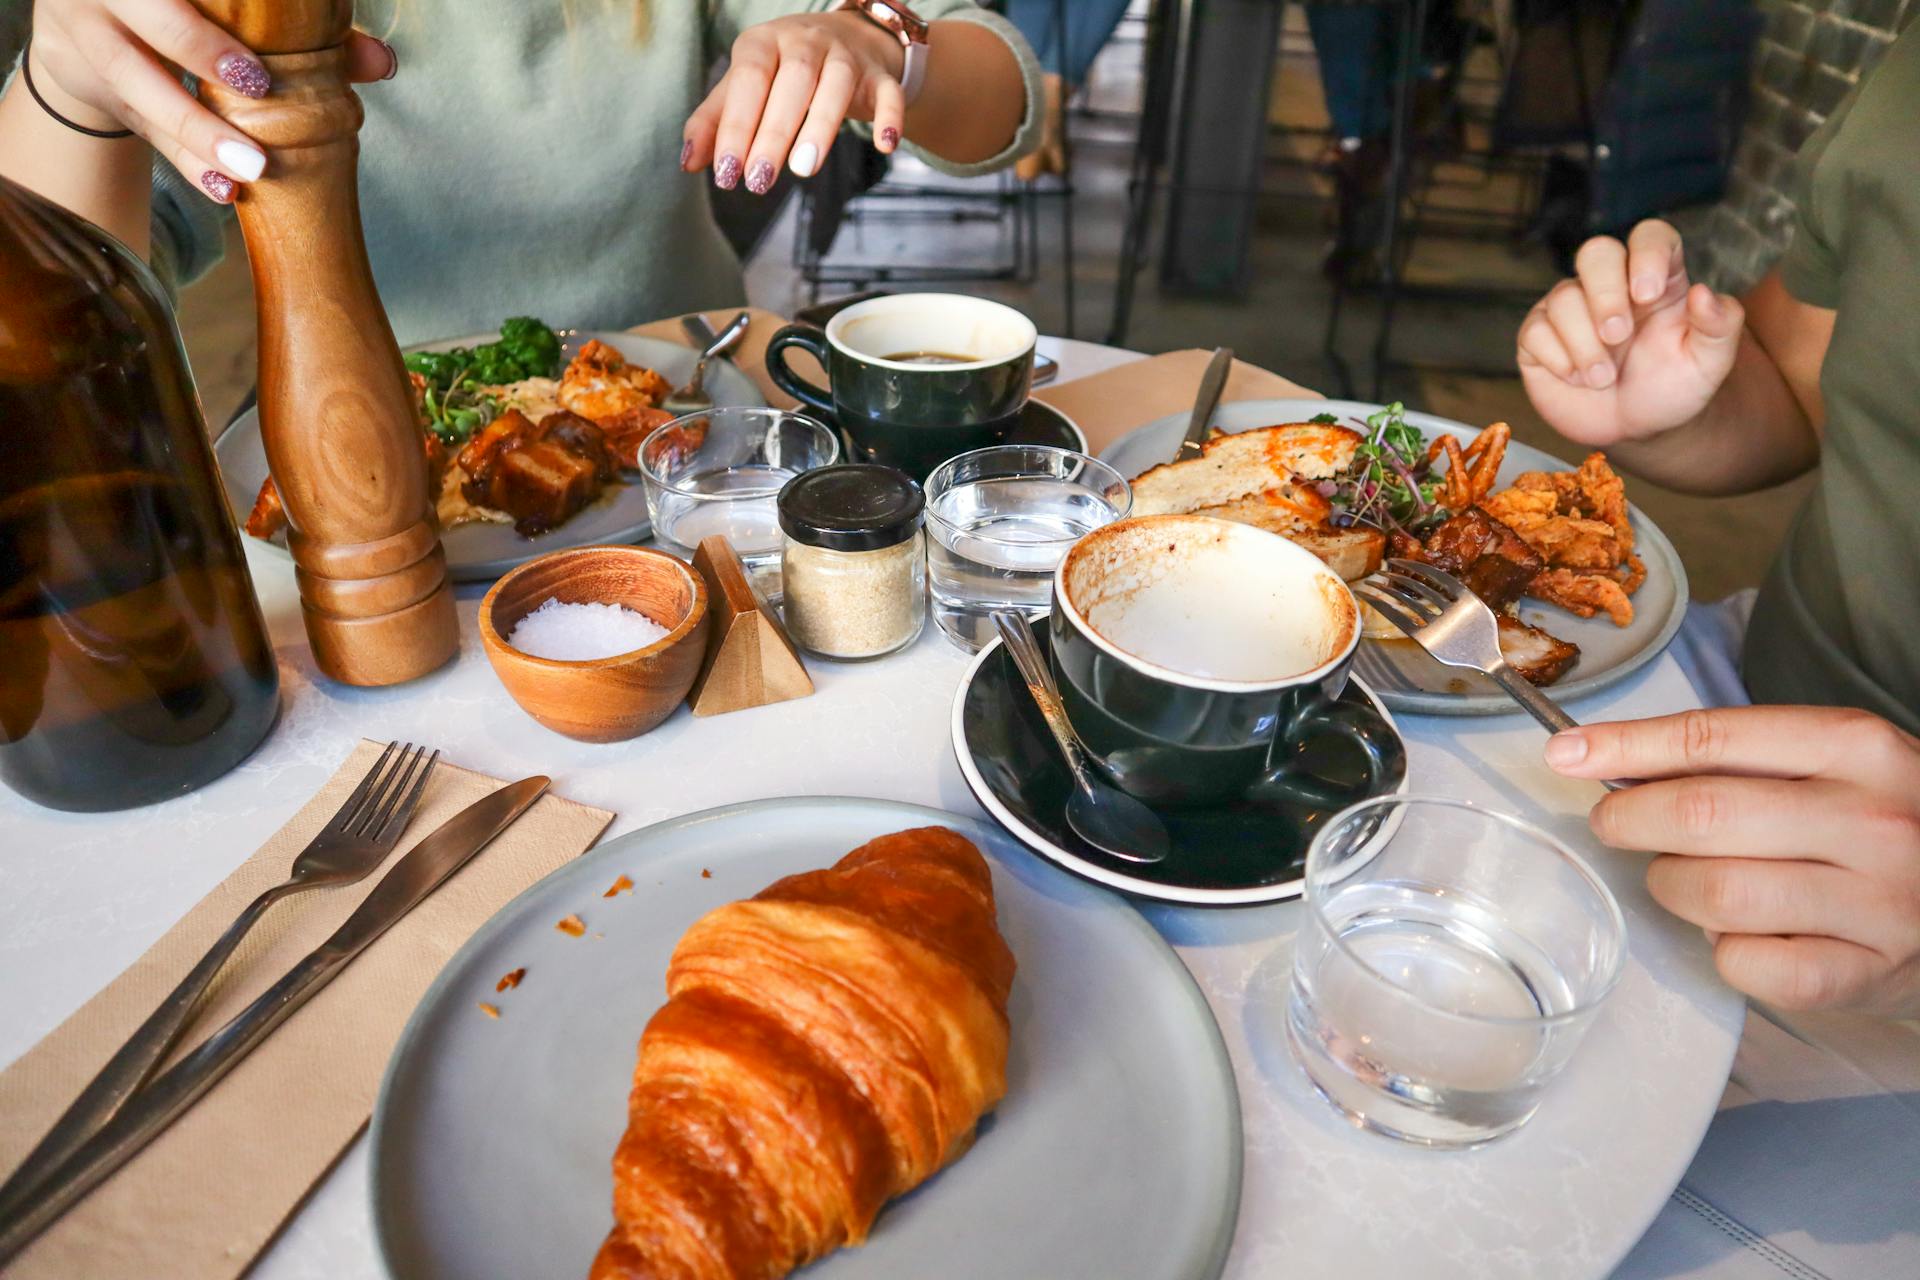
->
[991,611,1170,865]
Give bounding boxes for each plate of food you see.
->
[370,797,1241,1280]
[216,320,766,582]
[1101,399,1688,715]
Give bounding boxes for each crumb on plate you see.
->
[701,869,712,879]
[496,967,526,993]
[604,874,634,898]
[556,913,586,937]
[478,1002,501,1019]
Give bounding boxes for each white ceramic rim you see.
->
[1053,514,1362,695]
[823,292,1039,372]
[635,405,839,500]
[950,637,1409,906]
[923,444,1134,541]
[1305,793,1629,1026]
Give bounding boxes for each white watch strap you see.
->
[901,39,928,104]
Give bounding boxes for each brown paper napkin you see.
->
[1035,348,1322,453]
[0,743,612,1279]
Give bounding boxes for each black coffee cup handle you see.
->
[1258,698,1403,810]
[765,324,837,420]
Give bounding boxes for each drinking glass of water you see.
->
[639,408,839,585]
[924,445,1131,652]
[1287,795,1625,1148]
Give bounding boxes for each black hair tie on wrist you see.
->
[20,37,135,140]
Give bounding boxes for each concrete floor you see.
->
[177,17,1812,602]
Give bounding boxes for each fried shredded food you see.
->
[1480,451,1640,627]
[556,913,586,937]
[496,967,526,992]
[603,874,635,898]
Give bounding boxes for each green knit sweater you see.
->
[147,0,1039,344]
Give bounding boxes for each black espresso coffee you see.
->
[882,350,980,365]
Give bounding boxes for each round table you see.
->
[0,338,1748,1280]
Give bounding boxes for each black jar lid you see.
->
[778,464,925,552]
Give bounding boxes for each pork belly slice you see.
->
[1496,614,1579,685]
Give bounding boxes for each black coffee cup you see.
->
[1048,514,1398,808]
[765,293,1037,479]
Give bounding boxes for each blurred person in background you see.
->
[1002,0,1131,179]
[1303,0,1466,281]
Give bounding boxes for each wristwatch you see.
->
[835,0,931,103]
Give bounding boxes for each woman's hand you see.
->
[1547,706,1920,1017]
[683,11,908,194]
[28,0,395,201]
[1517,219,1748,450]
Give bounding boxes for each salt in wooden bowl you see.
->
[480,545,710,742]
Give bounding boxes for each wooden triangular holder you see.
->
[687,536,814,717]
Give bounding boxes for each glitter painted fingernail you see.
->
[679,138,694,171]
[879,126,900,150]
[200,170,236,203]
[215,52,270,99]
[714,153,741,190]
[745,158,776,195]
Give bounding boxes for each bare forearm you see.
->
[1608,329,1821,495]
[903,20,1025,164]
[0,53,152,254]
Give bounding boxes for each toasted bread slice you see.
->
[1132,423,1363,516]
[1129,423,1381,579]
[1184,495,1386,580]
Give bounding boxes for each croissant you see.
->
[591,826,1017,1280]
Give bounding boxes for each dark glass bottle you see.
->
[0,175,278,812]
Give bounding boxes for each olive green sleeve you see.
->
[1777,89,1862,310]
[707,0,1040,177]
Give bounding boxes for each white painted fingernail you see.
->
[216,140,266,182]
[789,141,819,178]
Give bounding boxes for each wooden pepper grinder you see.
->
[195,0,457,686]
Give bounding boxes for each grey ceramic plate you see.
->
[1101,399,1689,716]
[370,796,1241,1280]
[215,329,766,583]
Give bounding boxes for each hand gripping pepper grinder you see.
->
[195,1,457,685]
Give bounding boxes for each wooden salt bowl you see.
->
[480,545,709,742]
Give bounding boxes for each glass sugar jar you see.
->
[778,464,927,660]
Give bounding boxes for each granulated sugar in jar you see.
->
[778,465,927,660]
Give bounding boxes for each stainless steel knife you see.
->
[0,775,550,1264]
[1176,346,1235,462]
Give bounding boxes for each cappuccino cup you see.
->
[1048,514,1397,807]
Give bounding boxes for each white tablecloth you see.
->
[1,338,1912,1279]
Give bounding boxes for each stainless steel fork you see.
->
[0,741,438,1216]
[1354,560,1629,790]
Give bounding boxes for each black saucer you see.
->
[1007,399,1086,451]
[950,625,1408,906]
